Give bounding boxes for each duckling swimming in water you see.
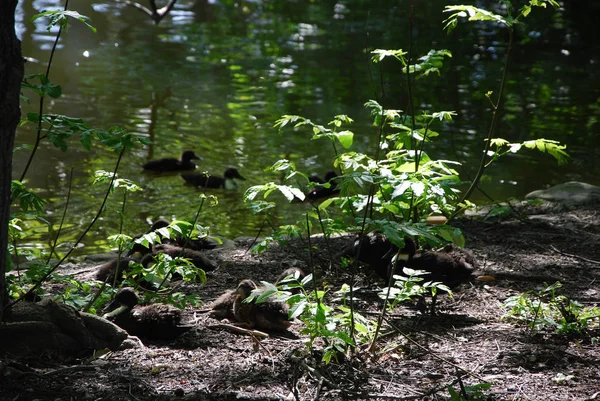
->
[142,150,202,172]
[233,279,292,332]
[103,287,193,340]
[181,168,246,189]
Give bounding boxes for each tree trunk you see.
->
[0,0,23,322]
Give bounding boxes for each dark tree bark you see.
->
[0,0,24,322]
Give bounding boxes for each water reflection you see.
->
[13,0,600,257]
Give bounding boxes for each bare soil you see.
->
[1,205,599,401]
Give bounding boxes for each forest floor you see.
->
[1,203,599,401]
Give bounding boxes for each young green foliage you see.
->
[502,282,600,336]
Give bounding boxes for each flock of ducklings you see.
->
[142,149,247,190]
[102,268,303,341]
[142,149,340,197]
[94,150,477,342]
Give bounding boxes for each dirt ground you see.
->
[1,203,599,401]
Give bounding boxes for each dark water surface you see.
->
[13,0,600,256]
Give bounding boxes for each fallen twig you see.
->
[549,245,600,266]
[207,323,269,339]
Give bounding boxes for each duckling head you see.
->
[235,279,257,300]
[323,171,338,183]
[181,150,202,162]
[103,287,139,319]
[224,168,246,180]
[149,218,170,232]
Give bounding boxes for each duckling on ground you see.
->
[132,218,219,252]
[181,167,246,189]
[142,150,202,172]
[103,287,193,340]
[233,279,291,332]
[306,171,339,201]
[346,234,475,313]
[127,219,170,256]
[345,233,416,280]
[95,257,138,284]
[153,243,218,272]
[202,289,237,320]
[276,267,306,294]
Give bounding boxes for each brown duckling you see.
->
[306,171,340,201]
[276,267,306,295]
[127,218,171,256]
[129,218,219,256]
[181,167,246,189]
[153,243,218,272]
[345,233,416,280]
[202,289,237,320]
[142,150,202,172]
[346,234,475,313]
[233,279,291,332]
[346,234,476,284]
[408,243,476,288]
[95,257,138,284]
[103,287,193,340]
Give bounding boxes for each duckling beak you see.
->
[103,302,129,319]
[192,153,203,161]
[234,171,246,180]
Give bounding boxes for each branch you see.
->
[450,28,515,222]
[117,0,178,24]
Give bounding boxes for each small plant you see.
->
[448,382,492,401]
[247,275,378,364]
[551,373,575,385]
[379,267,451,310]
[502,282,600,336]
[7,7,208,316]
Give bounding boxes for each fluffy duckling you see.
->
[153,243,218,272]
[347,234,474,285]
[233,279,291,332]
[345,233,416,279]
[103,287,193,340]
[306,171,339,201]
[346,234,475,313]
[181,168,246,189]
[276,267,306,295]
[142,150,202,172]
[95,257,138,284]
[203,289,237,320]
[127,218,171,256]
[408,244,475,287]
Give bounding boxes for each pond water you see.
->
[13,0,600,257]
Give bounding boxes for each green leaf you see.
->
[371,49,408,65]
[32,10,96,32]
[247,200,276,214]
[26,113,39,123]
[404,49,452,78]
[334,130,354,149]
[44,82,62,98]
[274,115,305,129]
[521,139,569,165]
[443,5,511,33]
